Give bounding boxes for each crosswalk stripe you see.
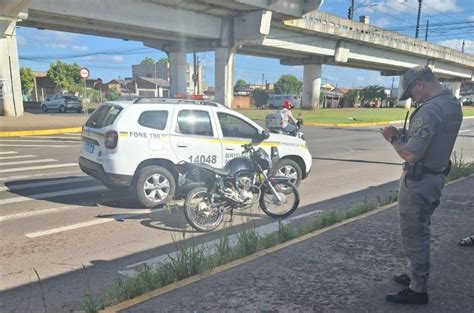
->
[0,205,82,222]
[0,163,78,174]
[0,176,94,192]
[25,209,153,238]
[0,169,82,182]
[0,185,107,205]
[0,151,17,155]
[0,159,56,166]
[0,155,36,160]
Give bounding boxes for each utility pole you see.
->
[424,20,429,41]
[415,0,422,38]
[193,50,197,95]
[462,40,465,53]
[349,0,355,20]
[391,77,395,99]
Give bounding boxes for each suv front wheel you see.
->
[272,159,302,187]
[135,165,176,208]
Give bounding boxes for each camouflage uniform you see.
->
[398,89,462,292]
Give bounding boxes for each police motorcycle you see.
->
[176,140,300,232]
[265,113,305,139]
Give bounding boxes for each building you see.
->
[131,62,205,96]
[125,77,170,97]
[461,82,474,104]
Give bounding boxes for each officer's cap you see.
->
[399,65,433,101]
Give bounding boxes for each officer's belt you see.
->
[422,167,447,175]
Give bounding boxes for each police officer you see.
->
[381,65,463,304]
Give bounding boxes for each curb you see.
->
[101,174,473,313]
[0,127,82,137]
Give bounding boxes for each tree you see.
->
[359,85,387,107]
[106,87,120,101]
[234,79,247,92]
[252,88,269,109]
[140,57,155,65]
[274,74,303,94]
[345,90,359,107]
[158,57,168,64]
[19,67,35,96]
[47,61,81,92]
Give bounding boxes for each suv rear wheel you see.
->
[41,105,48,112]
[59,105,66,113]
[135,165,176,208]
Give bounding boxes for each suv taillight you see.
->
[104,130,118,149]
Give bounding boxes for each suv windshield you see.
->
[85,105,123,129]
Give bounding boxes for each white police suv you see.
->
[79,98,312,208]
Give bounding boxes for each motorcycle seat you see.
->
[192,163,231,176]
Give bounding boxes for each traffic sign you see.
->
[80,68,90,79]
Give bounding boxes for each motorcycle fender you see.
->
[268,176,291,184]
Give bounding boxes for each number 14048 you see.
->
[188,155,217,164]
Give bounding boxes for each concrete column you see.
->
[169,50,187,97]
[447,82,461,99]
[0,26,23,116]
[397,75,411,109]
[302,64,322,109]
[215,47,234,108]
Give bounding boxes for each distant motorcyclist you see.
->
[280,100,298,135]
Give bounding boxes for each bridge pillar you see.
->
[0,22,23,116]
[215,47,234,108]
[447,82,461,99]
[396,75,412,109]
[302,64,321,109]
[169,49,187,97]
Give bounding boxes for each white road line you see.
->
[0,151,17,155]
[0,155,35,160]
[0,139,81,143]
[0,176,94,192]
[0,185,107,205]
[0,205,82,222]
[0,169,82,182]
[0,163,78,174]
[118,209,323,278]
[459,129,473,133]
[0,144,76,148]
[20,136,81,140]
[25,209,155,238]
[0,159,56,166]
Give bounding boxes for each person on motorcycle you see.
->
[280,100,298,135]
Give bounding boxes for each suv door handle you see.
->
[177,143,188,148]
[225,147,235,150]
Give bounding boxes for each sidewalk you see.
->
[106,176,474,313]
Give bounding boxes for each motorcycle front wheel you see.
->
[259,181,300,218]
[184,187,224,232]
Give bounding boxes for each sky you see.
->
[16,0,474,89]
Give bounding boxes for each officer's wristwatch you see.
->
[390,135,398,144]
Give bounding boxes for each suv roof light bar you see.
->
[132,97,224,108]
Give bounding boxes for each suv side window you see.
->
[217,112,259,139]
[138,110,168,130]
[177,110,213,136]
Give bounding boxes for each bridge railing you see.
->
[283,11,474,68]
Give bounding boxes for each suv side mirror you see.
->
[259,130,270,140]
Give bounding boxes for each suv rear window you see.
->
[138,111,168,130]
[85,105,122,128]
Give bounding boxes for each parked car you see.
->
[79,98,312,208]
[41,94,82,113]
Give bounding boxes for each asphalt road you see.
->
[0,120,473,312]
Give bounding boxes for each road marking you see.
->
[0,144,76,148]
[0,205,83,222]
[0,155,36,160]
[25,209,156,238]
[0,163,78,174]
[0,185,107,205]
[0,176,94,192]
[0,151,17,155]
[459,129,472,133]
[20,136,81,140]
[0,159,56,166]
[118,209,323,278]
[0,169,82,182]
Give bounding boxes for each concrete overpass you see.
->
[1,0,473,116]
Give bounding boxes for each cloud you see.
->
[44,43,67,49]
[363,0,460,17]
[374,17,392,28]
[109,55,125,63]
[437,39,474,55]
[72,45,89,52]
[468,15,474,22]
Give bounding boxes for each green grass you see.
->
[236,106,474,125]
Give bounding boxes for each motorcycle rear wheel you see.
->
[184,187,224,232]
[259,181,299,218]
